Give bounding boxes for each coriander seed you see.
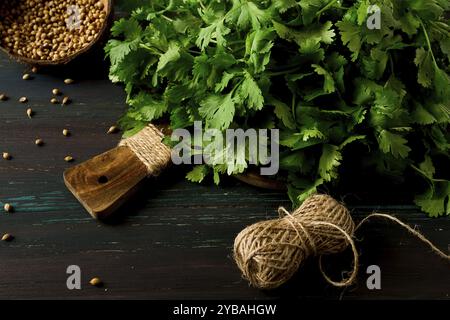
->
[2,152,11,160]
[62,96,70,105]
[52,88,61,96]
[19,97,28,103]
[50,98,59,104]
[1,234,13,242]
[89,277,103,287]
[63,129,70,137]
[3,203,13,213]
[107,126,119,134]
[35,138,44,146]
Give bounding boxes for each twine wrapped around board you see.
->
[118,124,172,177]
[234,194,450,290]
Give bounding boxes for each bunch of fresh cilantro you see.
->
[106,0,450,217]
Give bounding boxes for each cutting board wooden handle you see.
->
[63,145,148,219]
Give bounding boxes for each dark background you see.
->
[1,0,450,297]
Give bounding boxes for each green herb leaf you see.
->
[108,0,450,217]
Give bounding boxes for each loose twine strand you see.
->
[118,124,172,176]
[234,194,450,290]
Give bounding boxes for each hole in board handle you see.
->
[98,175,108,184]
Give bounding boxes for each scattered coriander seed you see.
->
[27,108,33,118]
[19,97,28,103]
[63,129,70,137]
[0,93,7,101]
[35,139,44,146]
[52,88,61,96]
[2,152,11,160]
[22,73,31,80]
[31,66,38,73]
[107,126,119,134]
[64,156,74,162]
[1,234,13,242]
[50,98,59,104]
[3,203,13,213]
[89,277,103,287]
[64,78,75,85]
[62,96,70,105]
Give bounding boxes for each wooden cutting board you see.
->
[64,125,171,219]
[64,145,149,219]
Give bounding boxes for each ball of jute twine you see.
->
[233,194,450,290]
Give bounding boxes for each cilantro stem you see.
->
[316,0,339,17]
[420,19,439,68]
[162,15,174,22]
[139,44,163,55]
[156,0,174,14]
[231,78,244,96]
[291,93,296,121]
[228,40,246,45]
[389,54,395,75]
[188,49,201,55]
[267,66,304,76]
[198,0,206,11]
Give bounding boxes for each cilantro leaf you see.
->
[186,165,210,183]
[238,71,265,110]
[336,20,361,61]
[199,93,236,129]
[268,97,296,129]
[127,92,167,122]
[377,130,411,159]
[414,47,434,87]
[108,0,450,217]
[156,42,181,73]
[318,144,342,182]
[312,64,335,93]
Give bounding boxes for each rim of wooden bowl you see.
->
[234,170,287,191]
[0,0,113,66]
[152,121,286,191]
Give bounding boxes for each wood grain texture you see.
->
[64,146,148,219]
[0,52,449,300]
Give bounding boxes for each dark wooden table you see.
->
[0,52,449,300]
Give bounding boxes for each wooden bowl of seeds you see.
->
[0,0,112,65]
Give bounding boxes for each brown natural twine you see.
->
[118,124,172,176]
[233,194,450,290]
